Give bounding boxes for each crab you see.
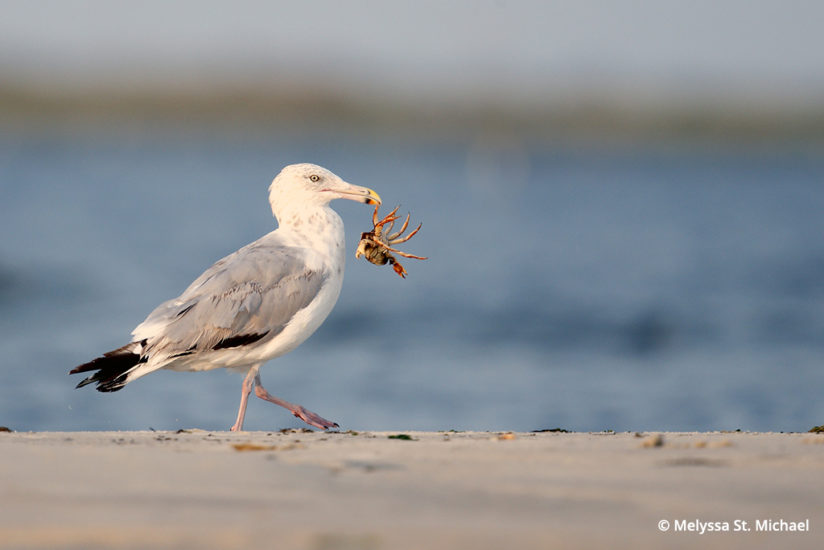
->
[356,204,427,278]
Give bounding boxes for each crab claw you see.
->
[391,261,407,278]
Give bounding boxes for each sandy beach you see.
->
[0,430,821,549]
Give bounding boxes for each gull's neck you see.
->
[273,204,346,268]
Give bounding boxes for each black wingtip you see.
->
[75,378,94,389]
[71,343,143,392]
[69,362,92,375]
[74,371,129,392]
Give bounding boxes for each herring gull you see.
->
[70,163,381,431]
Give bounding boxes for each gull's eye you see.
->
[309,174,321,182]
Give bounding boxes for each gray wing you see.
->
[133,238,327,359]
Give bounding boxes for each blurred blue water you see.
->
[1,129,823,432]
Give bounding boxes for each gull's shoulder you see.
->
[131,229,331,345]
[181,229,328,294]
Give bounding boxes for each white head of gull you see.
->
[71,163,381,431]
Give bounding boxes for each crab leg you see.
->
[388,222,423,245]
[375,208,400,232]
[393,250,428,260]
[384,206,402,235]
[387,213,411,241]
[379,243,428,260]
[383,216,396,236]
[378,205,400,223]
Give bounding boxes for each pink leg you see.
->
[253,373,339,430]
[230,366,258,432]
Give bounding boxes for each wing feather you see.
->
[133,237,327,362]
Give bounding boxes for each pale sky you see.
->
[1,0,822,104]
